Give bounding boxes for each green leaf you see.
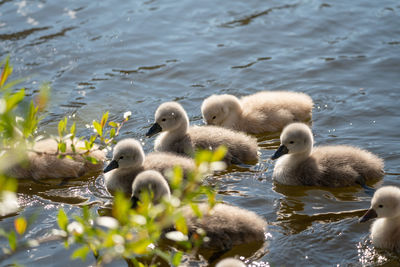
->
[0,56,13,88]
[109,127,116,138]
[170,166,183,189]
[175,215,187,235]
[172,251,183,267]
[108,121,118,127]
[71,245,90,261]
[14,217,27,235]
[58,117,67,137]
[6,88,25,112]
[190,203,202,218]
[85,156,98,164]
[8,231,17,251]
[58,141,66,153]
[57,209,68,231]
[211,145,227,162]
[100,112,109,128]
[93,121,102,136]
[70,122,76,136]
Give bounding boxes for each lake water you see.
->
[1,0,400,266]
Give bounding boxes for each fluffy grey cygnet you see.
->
[103,138,195,196]
[146,101,258,165]
[5,138,105,180]
[201,91,313,134]
[271,123,384,187]
[360,186,400,252]
[130,169,267,251]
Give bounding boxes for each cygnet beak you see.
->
[271,145,289,160]
[146,122,162,137]
[131,195,140,209]
[359,208,377,223]
[103,160,119,173]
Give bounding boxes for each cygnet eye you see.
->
[212,116,216,120]
[289,141,294,144]
[378,204,383,208]
[119,156,124,160]
[161,118,166,122]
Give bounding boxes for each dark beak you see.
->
[146,122,162,137]
[359,208,377,223]
[131,196,140,209]
[103,160,119,173]
[271,145,289,160]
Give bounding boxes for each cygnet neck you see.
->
[223,97,243,128]
[167,116,189,138]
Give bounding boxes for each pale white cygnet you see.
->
[360,186,400,252]
[216,258,246,267]
[201,91,313,134]
[103,138,195,196]
[5,138,105,180]
[271,123,384,187]
[146,101,258,165]
[130,169,267,251]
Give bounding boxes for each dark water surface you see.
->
[1,0,400,266]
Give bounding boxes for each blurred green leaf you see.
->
[172,251,183,267]
[175,215,187,235]
[71,245,90,261]
[211,145,227,162]
[93,121,102,137]
[57,209,68,231]
[0,56,12,88]
[6,88,25,112]
[108,121,118,128]
[8,231,17,251]
[100,112,109,128]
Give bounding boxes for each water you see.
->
[1,0,400,265]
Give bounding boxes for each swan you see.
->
[271,123,384,187]
[360,186,400,252]
[5,138,105,180]
[130,169,267,252]
[201,91,313,134]
[103,138,195,196]
[146,101,258,165]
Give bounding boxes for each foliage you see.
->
[0,57,130,261]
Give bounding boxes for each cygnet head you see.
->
[360,186,400,223]
[131,170,171,208]
[201,94,242,126]
[103,139,145,173]
[146,102,189,137]
[271,123,314,160]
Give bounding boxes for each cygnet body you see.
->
[146,101,258,165]
[5,138,105,179]
[360,186,400,252]
[131,170,267,251]
[103,138,195,196]
[271,123,384,187]
[201,91,313,134]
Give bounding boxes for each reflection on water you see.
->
[1,0,400,265]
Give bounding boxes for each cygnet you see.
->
[146,101,258,165]
[130,169,267,251]
[5,138,105,180]
[201,91,313,134]
[271,123,384,187]
[103,138,195,196]
[360,186,400,252]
